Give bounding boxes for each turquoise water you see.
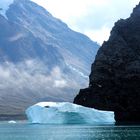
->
[0,122,140,140]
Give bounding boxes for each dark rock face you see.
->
[74,3,140,122]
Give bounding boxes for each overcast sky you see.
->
[32,0,140,45]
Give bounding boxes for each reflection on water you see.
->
[0,122,140,140]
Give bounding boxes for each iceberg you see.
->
[8,120,16,124]
[26,102,115,124]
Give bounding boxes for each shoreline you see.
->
[0,114,27,121]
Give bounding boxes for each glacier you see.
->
[26,102,115,124]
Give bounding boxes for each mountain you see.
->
[74,3,140,122]
[0,0,99,119]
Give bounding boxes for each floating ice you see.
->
[26,102,115,124]
[8,120,16,124]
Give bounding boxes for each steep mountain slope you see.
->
[0,0,99,118]
[74,3,140,122]
[6,0,98,75]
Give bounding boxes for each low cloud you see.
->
[0,60,88,114]
[85,25,110,45]
[54,79,67,88]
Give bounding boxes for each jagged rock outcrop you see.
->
[74,3,140,122]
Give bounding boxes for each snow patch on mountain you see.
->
[0,0,14,18]
[66,63,88,79]
[9,33,25,42]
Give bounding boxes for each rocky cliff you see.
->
[74,3,140,122]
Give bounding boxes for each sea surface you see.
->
[0,122,140,140]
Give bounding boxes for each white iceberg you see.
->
[26,102,115,124]
[8,120,16,124]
